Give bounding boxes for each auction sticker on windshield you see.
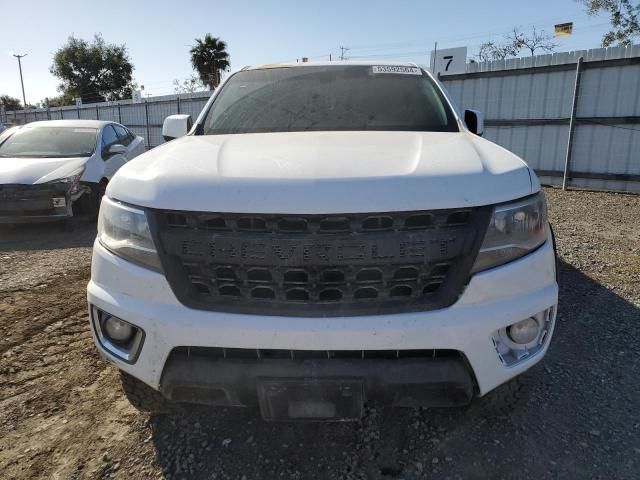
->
[371,65,421,75]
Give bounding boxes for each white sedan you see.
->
[0,119,144,224]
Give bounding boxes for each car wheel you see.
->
[73,191,96,217]
[97,179,108,209]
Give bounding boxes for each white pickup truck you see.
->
[87,61,558,421]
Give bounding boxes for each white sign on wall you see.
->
[132,90,142,103]
[430,46,468,76]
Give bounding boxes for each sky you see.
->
[0,0,615,105]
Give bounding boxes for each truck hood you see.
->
[109,131,534,213]
[0,156,89,185]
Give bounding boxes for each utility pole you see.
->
[339,46,350,61]
[12,53,28,109]
[431,41,438,73]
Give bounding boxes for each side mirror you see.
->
[108,144,127,155]
[464,109,484,136]
[162,114,192,141]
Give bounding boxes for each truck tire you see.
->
[475,372,533,414]
[120,371,172,413]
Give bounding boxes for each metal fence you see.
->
[1,91,212,149]
[440,44,640,193]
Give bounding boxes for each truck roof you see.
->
[247,60,421,71]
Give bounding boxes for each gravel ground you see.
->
[0,187,638,480]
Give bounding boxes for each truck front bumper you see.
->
[159,349,474,419]
[87,233,558,405]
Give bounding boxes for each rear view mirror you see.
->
[464,109,484,136]
[162,114,193,141]
[108,144,127,155]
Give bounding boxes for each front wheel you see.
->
[97,179,108,207]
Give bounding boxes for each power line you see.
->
[338,19,611,62]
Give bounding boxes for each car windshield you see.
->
[0,126,98,158]
[202,65,459,135]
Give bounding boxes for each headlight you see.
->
[98,196,162,272]
[472,192,548,273]
[47,167,85,194]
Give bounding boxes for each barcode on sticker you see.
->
[371,65,421,75]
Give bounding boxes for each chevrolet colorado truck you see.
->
[87,62,558,421]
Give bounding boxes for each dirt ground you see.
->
[0,187,639,480]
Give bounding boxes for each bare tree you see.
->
[173,75,206,94]
[476,42,498,62]
[506,27,558,56]
[579,0,640,46]
[475,27,558,62]
[475,41,520,61]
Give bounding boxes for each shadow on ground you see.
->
[144,260,640,478]
[0,219,96,252]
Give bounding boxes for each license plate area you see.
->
[52,197,67,208]
[257,378,364,422]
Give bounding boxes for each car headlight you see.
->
[98,196,163,272]
[472,192,548,273]
[47,167,85,194]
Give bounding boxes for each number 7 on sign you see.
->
[443,55,453,71]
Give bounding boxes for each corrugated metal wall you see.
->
[440,45,640,192]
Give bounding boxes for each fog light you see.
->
[492,307,556,367]
[103,315,134,343]
[507,317,540,344]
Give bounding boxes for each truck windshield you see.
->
[0,126,97,158]
[202,65,459,135]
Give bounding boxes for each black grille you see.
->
[0,184,68,216]
[150,208,492,316]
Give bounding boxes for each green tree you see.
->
[579,0,640,46]
[0,95,23,110]
[43,93,75,107]
[190,34,230,90]
[50,34,135,103]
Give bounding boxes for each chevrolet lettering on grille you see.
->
[178,234,463,265]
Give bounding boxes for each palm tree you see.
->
[190,34,230,90]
